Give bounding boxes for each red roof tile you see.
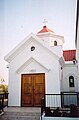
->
[37,26,54,34]
[63,50,76,61]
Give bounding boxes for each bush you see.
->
[0,84,8,93]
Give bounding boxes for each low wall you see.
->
[41,117,79,120]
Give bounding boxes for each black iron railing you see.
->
[61,92,79,108]
[0,93,9,112]
[41,92,79,119]
[0,94,4,112]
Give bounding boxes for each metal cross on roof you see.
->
[43,19,48,26]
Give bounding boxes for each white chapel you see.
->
[4,25,78,107]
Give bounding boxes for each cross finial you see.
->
[43,19,48,26]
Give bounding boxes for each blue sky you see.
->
[0,0,77,83]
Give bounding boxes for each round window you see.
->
[31,46,35,51]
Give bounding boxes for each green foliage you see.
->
[4,85,8,93]
[0,84,8,93]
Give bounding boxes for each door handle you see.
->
[32,88,35,90]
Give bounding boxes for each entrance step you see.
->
[1,107,41,120]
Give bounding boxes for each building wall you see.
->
[77,14,79,91]
[76,0,79,91]
[8,39,61,106]
[61,63,78,92]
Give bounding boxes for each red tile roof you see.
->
[37,26,54,34]
[63,50,76,61]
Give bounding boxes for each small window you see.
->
[69,76,74,87]
[31,46,35,51]
[54,41,57,46]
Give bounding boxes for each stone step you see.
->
[4,111,41,116]
[1,113,40,120]
[0,107,41,120]
[1,116,40,120]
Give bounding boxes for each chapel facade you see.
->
[4,25,78,107]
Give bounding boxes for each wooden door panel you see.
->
[34,74,45,106]
[34,74,45,94]
[23,94,33,105]
[34,94,44,106]
[35,84,44,93]
[21,75,33,106]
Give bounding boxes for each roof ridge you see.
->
[63,49,76,51]
[37,25,55,34]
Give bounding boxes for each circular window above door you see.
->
[31,46,35,51]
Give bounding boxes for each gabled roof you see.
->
[63,50,76,61]
[37,26,54,34]
[4,33,59,63]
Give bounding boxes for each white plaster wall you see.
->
[8,39,61,106]
[62,63,78,92]
[45,61,61,94]
[37,33,63,58]
[37,32,64,47]
[8,65,21,106]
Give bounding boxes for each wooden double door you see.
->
[21,73,45,106]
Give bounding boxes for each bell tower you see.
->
[36,20,64,57]
[37,20,64,47]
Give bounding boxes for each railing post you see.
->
[41,97,45,120]
[2,94,4,111]
[41,98,42,120]
[77,92,79,106]
[5,93,9,107]
[61,92,64,108]
[44,94,46,107]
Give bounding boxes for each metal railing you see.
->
[41,92,79,119]
[61,92,79,108]
[0,93,9,112]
